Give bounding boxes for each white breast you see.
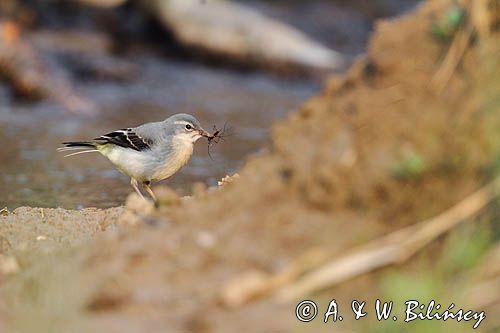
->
[150,135,194,182]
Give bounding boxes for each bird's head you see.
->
[165,113,210,144]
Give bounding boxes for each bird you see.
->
[58,113,211,203]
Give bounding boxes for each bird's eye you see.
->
[185,124,192,130]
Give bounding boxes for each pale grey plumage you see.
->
[131,113,204,147]
[58,113,210,202]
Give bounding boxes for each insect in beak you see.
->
[206,122,233,160]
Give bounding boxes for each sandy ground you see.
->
[1,0,500,332]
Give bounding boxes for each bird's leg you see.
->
[143,181,158,204]
[130,178,145,200]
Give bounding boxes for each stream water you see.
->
[0,0,420,209]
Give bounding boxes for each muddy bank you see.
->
[1,0,500,332]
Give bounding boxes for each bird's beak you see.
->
[198,128,211,138]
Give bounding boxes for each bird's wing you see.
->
[94,128,153,151]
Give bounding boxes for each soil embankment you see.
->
[1,1,500,332]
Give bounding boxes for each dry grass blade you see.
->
[431,25,473,94]
[273,177,500,302]
[219,178,500,307]
[432,0,500,93]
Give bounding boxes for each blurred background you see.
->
[1,1,500,333]
[0,0,419,208]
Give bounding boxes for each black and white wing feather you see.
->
[94,128,153,151]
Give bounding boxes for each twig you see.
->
[431,25,473,94]
[275,177,500,302]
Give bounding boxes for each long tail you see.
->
[60,141,96,149]
[58,141,98,157]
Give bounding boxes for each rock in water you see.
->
[148,0,346,72]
